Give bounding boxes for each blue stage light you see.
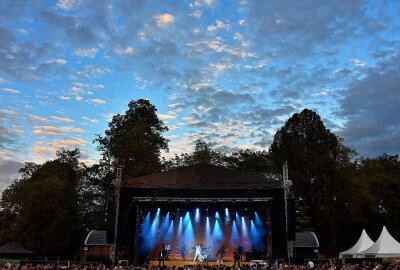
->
[166,220,174,240]
[205,216,211,243]
[235,212,241,224]
[225,208,230,222]
[251,220,263,251]
[241,216,248,237]
[215,211,220,219]
[160,212,170,232]
[195,208,200,222]
[254,212,266,234]
[183,214,195,246]
[230,220,239,246]
[212,218,223,241]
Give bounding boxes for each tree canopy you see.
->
[269,109,358,255]
[0,149,82,255]
[94,99,169,178]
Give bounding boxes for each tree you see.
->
[95,99,169,178]
[225,149,272,176]
[269,109,356,255]
[165,139,226,169]
[0,149,82,255]
[355,154,400,240]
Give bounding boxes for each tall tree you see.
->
[269,109,356,255]
[0,149,82,255]
[95,99,169,178]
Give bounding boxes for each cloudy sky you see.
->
[1,0,399,191]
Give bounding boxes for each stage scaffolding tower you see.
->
[283,162,293,264]
[111,166,122,265]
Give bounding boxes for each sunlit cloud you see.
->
[27,114,49,123]
[31,125,84,136]
[51,116,74,123]
[32,137,87,159]
[156,13,175,27]
[158,114,176,120]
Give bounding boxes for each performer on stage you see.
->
[193,243,203,261]
[158,250,165,266]
[233,248,240,267]
[216,245,225,265]
[159,243,167,266]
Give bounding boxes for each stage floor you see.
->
[150,261,238,267]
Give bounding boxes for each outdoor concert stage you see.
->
[115,164,295,264]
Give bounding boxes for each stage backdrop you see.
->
[138,206,268,261]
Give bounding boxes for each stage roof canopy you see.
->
[124,164,282,189]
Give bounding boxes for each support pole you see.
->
[111,166,122,265]
[134,204,141,265]
[283,162,293,264]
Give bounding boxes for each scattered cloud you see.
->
[74,48,99,58]
[31,125,84,136]
[114,46,135,55]
[207,19,230,32]
[156,13,175,27]
[190,0,216,7]
[59,96,71,100]
[158,113,176,120]
[76,65,111,77]
[51,116,74,123]
[56,0,78,10]
[81,116,99,123]
[349,58,367,67]
[32,137,87,159]
[27,114,49,123]
[86,98,106,105]
[2,88,20,94]
[189,10,201,18]
[46,58,67,64]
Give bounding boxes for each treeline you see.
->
[0,99,399,257]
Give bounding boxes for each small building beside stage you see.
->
[295,232,319,260]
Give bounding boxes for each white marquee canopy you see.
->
[339,229,374,259]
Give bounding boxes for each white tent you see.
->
[358,226,400,258]
[339,229,374,259]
